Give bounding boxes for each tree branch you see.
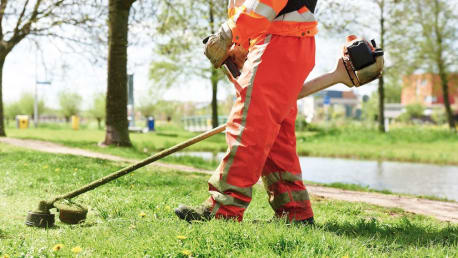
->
[0,0,8,39]
[13,0,30,37]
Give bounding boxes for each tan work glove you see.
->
[204,23,233,68]
[228,44,248,70]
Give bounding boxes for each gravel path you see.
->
[1,137,456,223]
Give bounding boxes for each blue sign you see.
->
[323,95,331,105]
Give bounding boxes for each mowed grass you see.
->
[6,123,458,165]
[0,143,457,257]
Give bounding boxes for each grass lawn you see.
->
[0,143,456,257]
[5,123,458,166]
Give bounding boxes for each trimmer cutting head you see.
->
[25,201,55,228]
[55,201,88,224]
[25,200,88,228]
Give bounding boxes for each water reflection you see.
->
[174,152,458,201]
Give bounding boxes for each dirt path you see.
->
[0,137,210,174]
[1,137,457,223]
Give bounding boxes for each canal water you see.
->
[174,152,458,201]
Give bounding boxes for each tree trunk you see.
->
[433,0,455,131]
[378,76,385,132]
[0,55,6,137]
[211,67,219,128]
[438,67,456,131]
[97,118,102,129]
[377,0,386,133]
[104,0,133,146]
[208,0,219,129]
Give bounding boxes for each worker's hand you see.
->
[228,44,248,70]
[204,23,233,68]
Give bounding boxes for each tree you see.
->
[0,0,94,136]
[4,102,21,125]
[318,0,401,132]
[103,0,138,146]
[58,91,82,121]
[16,92,46,117]
[150,0,227,129]
[395,0,457,131]
[88,93,106,129]
[137,97,156,119]
[4,93,46,126]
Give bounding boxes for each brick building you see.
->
[402,73,458,112]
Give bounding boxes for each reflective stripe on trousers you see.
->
[208,34,316,221]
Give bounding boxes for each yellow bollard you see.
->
[16,115,29,129]
[71,116,79,130]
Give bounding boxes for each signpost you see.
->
[34,80,51,127]
[127,74,134,127]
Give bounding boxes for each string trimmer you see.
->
[26,35,383,228]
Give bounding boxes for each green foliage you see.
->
[399,103,425,122]
[362,93,378,122]
[4,102,22,120]
[149,61,181,89]
[432,108,447,125]
[149,0,229,126]
[4,93,47,122]
[87,93,105,129]
[384,77,402,103]
[149,0,226,89]
[137,98,157,119]
[393,0,457,75]
[58,91,82,121]
[0,144,456,257]
[405,103,425,118]
[87,93,105,120]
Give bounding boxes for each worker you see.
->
[175,0,319,225]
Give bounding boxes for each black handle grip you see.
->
[223,58,241,78]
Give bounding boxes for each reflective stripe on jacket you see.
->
[227,0,318,49]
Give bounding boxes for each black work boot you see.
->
[174,204,213,223]
[293,216,315,226]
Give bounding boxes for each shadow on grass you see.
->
[0,229,6,239]
[320,217,457,248]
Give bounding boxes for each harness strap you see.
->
[277,0,317,17]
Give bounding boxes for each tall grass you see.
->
[0,143,456,257]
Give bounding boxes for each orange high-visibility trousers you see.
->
[207,34,315,221]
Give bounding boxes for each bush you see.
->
[399,103,425,123]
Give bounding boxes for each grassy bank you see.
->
[0,143,456,257]
[6,123,458,165]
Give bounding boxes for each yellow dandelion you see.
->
[43,165,49,169]
[55,168,61,172]
[181,250,192,256]
[342,256,350,258]
[2,254,10,258]
[71,246,82,254]
[165,205,171,211]
[52,243,64,252]
[74,168,78,171]
[176,235,187,240]
[24,163,28,166]
[139,211,146,218]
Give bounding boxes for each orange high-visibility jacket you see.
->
[227,0,318,49]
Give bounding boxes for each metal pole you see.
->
[34,52,38,128]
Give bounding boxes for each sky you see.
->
[2,24,380,111]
